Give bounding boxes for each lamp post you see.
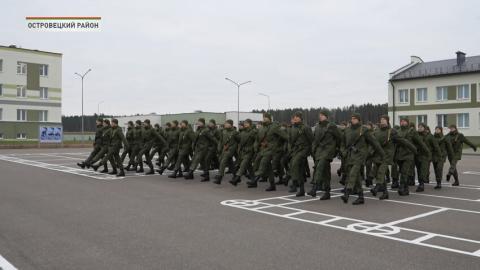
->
[225,77,251,127]
[258,92,270,111]
[97,100,104,115]
[74,68,92,145]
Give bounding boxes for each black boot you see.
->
[77,162,86,169]
[136,165,144,173]
[452,172,459,186]
[391,180,399,189]
[296,183,305,197]
[416,182,424,192]
[352,190,365,205]
[398,183,410,196]
[229,175,240,186]
[91,164,100,171]
[265,183,276,191]
[168,170,178,178]
[201,171,210,182]
[275,175,284,185]
[156,166,166,175]
[307,184,317,197]
[184,170,194,180]
[117,169,125,177]
[108,169,118,175]
[365,178,373,187]
[320,188,331,200]
[213,175,222,185]
[177,170,183,178]
[100,165,109,173]
[370,184,381,197]
[379,187,389,200]
[446,173,451,182]
[341,188,351,204]
[434,181,442,189]
[247,177,258,188]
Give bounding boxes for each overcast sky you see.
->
[3,0,480,116]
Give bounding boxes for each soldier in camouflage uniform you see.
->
[149,123,168,168]
[168,120,194,178]
[92,119,129,176]
[214,119,239,184]
[445,124,477,186]
[308,110,340,200]
[89,119,112,173]
[184,118,217,181]
[286,112,313,197]
[130,120,144,172]
[138,119,166,175]
[120,121,135,170]
[157,120,180,175]
[336,121,348,186]
[77,118,104,169]
[416,123,440,192]
[340,113,385,205]
[247,113,288,191]
[432,126,453,189]
[230,119,257,186]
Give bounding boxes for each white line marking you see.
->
[385,188,480,202]
[375,208,449,227]
[0,254,17,270]
[464,171,480,176]
[411,234,436,244]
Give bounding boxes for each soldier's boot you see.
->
[446,173,451,182]
[168,170,179,178]
[229,175,240,186]
[91,164,100,171]
[288,182,297,193]
[341,188,352,204]
[265,182,276,192]
[352,190,365,205]
[117,168,125,177]
[100,164,109,173]
[379,185,389,200]
[370,184,381,197]
[213,175,222,185]
[398,183,410,196]
[385,174,391,183]
[124,163,132,171]
[275,175,284,185]
[108,169,118,175]
[391,179,399,189]
[452,172,460,186]
[283,175,291,186]
[184,170,194,180]
[156,166,166,175]
[320,188,331,201]
[307,184,317,197]
[247,176,259,188]
[416,181,425,192]
[339,174,346,186]
[296,182,305,197]
[365,177,373,188]
[434,180,442,189]
[337,168,342,177]
[201,171,210,182]
[137,163,144,173]
[167,164,175,170]
[77,162,86,169]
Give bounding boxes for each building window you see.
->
[436,114,447,128]
[436,87,448,101]
[17,109,27,121]
[416,88,428,102]
[16,85,26,98]
[0,59,3,72]
[457,113,469,128]
[39,110,48,122]
[457,84,470,100]
[16,62,27,75]
[417,115,427,125]
[39,64,48,76]
[16,133,27,139]
[40,87,48,99]
[399,89,409,103]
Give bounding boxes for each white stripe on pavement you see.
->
[0,254,17,270]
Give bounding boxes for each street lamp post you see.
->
[225,77,251,127]
[97,100,105,115]
[74,69,92,145]
[258,92,270,111]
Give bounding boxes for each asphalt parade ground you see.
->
[0,148,479,269]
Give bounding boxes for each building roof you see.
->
[0,45,62,56]
[390,54,480,81]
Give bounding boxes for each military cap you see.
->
[319,110,329,117]
[399,116,410,123]
[263,113,272,120]
[127,120,134,125]
[209,119,216,125]
[166,122,172,127]
[135,120,142,125]
[380,115,390,122]
[418,123,427,129]
[293,111,303,120]
[226,119,234,125]
[172,120,179,125]
[351,113,361,121]
[103,119,110,125]
[144,119,150,124]
[449,124,457,129]
[245,118,252,125]
[154,123,160,128]
[198,118,205,124]
[112,118,118,124]
[181,120,189,125]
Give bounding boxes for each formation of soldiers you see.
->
[76,111,477,205]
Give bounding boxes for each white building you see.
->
[0,45,62,140]
[389,51,480,143]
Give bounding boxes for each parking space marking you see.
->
[222,192,480,258]
[464,171,480,176]
[385,188,480,202]
[0,254,17,270]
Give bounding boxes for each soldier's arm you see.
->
[120,130,129,148]
[305,126,314,145]
[366,131,385,158]
[445,137,454,159]
[154,129,167,146]
[217,132,223,153]
[462,134,477,151]
[392,133,417,154]
[430,135,441,157]
[413,132,430,155]
[311,127,318,154]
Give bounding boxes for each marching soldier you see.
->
[139,119,166,175]
[230,119,257,186]
[432,126,453,189]
[214,119,239,184]
[416,123,439,192]
[77,117,104,169]
[286,112,313,197]
[131,120,144,172]
[149,123,168,168]
[89,119,112,173]
[120,121,135,170]
[92,119,128,176]
[184,118,217,181]
[308,110,340,200]
[157,120,181,175]
[340,113,384,205]
[168,120,194,178]
[445,124,477,186]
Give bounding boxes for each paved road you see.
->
[0,148,479,270]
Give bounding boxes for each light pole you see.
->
[74,68,92,145]
[97,100,104,115]
[225,77,251,127]
[258,92,270,111]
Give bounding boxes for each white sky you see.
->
[3,0,480,116]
